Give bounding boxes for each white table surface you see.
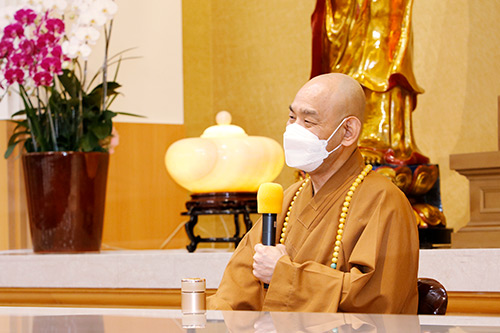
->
[0,306,499,331]
[0,248,498,292]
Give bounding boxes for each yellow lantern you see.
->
[165,111,284,193]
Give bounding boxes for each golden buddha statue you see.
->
[311,0,429,165]
[310,1,448,233]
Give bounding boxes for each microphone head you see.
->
[257,182,284,214]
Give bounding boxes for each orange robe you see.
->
[208,149,419,313]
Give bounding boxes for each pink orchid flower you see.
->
[51,45,62,58]
[14,8,37,25]
[36,33,56,48]
[0,40,14,58]
[33,71,53,86]
[10,53,33,68]
[19,39,35,55]
[45,18,65,35]
[3,23,24,39]
[5,68,25,84]
[40,57,62,74]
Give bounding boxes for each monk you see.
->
[207,73,419,313]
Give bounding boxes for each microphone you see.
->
[257,182,284,246]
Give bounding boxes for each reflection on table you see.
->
[1,307,500,332]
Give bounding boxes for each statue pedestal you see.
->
[450,151,500,248]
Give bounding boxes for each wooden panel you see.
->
[0,288,498,315]
[0,120,30,251]
[447,291,500,315]
[0,288,216,309]
[0,121,191,251]
[103,123,190,250]
[0,121,9,250]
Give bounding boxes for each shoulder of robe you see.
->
[353,171,416,231]
[358,171,410,206]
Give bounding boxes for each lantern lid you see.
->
[201,111,247,138]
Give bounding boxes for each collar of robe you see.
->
[279,156,372,269]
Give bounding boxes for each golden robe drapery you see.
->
[208,149,419,313]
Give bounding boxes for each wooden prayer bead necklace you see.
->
[279,164,373,270]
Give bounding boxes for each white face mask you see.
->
[283,118,347,172]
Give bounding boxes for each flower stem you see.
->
[46,103,58,151]
[82,60,87,91]
[102,21,113,112]
[19,85,38,151]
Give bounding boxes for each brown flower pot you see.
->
[22,152,109,253]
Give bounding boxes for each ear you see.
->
[341,116,362,147]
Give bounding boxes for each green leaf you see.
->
[4,139,24,159]
[58,69,82,99]
[89,81,121,96]
[11,109,27,117]
[102,110,117,120]
[7,130,29,145]
[89,122,112,140]
[80,132,99,152]
[114,111,146,118]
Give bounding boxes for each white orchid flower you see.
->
[62,38,92,60]
[0,6,18,30]
[62,38,81,58]
[74,26,100,44]
[21,0,44,13]
[91,0,117,19]
[77,43,91,59]
[42,0,68,13]
[78,7,107,27]
[68,0,90,14]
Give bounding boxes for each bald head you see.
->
[286,74,366,185]
[298,73,366,123]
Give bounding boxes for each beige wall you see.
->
[412,0,500,230]
[2,1,499,250]
[182,0,500,232]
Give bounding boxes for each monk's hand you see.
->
[252,243,288,284]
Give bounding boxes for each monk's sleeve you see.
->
[263,180,419,313]
[207,218,265,310]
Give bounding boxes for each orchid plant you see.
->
[0,0,134,158]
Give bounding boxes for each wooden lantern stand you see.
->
[182,192,257,252]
